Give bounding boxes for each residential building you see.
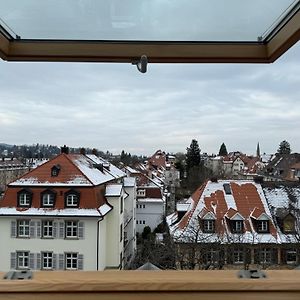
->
[0,147,136,271]
[0,158,29,194]
[168,179,300,269]
[136,186,165,233]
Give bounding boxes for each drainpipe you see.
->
[96,217,103,271]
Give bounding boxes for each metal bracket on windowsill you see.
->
[132,55,148,73]
[237,269,266,279]
[3,270,33,280]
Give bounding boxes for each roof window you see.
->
[223,183,232,195]
[51,164,61,177]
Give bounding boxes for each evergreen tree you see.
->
[186,139,201,171]
[218,143,228,156]
[277,140,291,154]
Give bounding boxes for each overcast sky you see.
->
[1,41,300,156]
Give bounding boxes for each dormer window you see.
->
[231,220,243,233]
[51,165,61,177]
[257,220,269,233]
[203,220,215,233]
[283,214,295,233]
[65,190,80,208]
[17,189,32,207]
[41,190,56,207]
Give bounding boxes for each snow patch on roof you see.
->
[105,184,123,197]
[0,207,102,217]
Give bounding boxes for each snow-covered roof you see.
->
[0,207,103,217]
[137,198,164,203]
[105,184,123,197]
[169,180,279,244]
[123,177,136,187]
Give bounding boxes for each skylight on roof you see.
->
[0,0,299,42]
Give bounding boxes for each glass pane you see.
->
[0,0,298,41]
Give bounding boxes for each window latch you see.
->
[132,55,148,73]
[3,270,33,280]
[237,269,266,279]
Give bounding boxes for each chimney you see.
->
[61,145,69,154]
[92,148,98,156]
[80,148,86,155]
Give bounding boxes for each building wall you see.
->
[0,217,99,272]
[136,200,164,232]
[123,183,137,267]
[105,195,123,269]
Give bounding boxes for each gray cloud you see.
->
[1,40,300,155]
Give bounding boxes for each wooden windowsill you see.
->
[0,270,300,300]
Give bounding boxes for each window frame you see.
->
[41,190,56,208]
[257,220,269,233]
[17,220,30,238]
[203,220,215,233]
[42,220,54,238]
[65,220,78,239]
[17,189,32,208]
[65,190,80,208]
[42,251,53,270]
[231,220,243,233]
[65,252,78,270]
[17,251,29,269]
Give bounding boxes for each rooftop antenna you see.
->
[132,55,148,73]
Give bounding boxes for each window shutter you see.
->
[10,253,16,269]
[53,222,58,238]
[226,248,233,264]
[78,254,84,270]
[58,254,64,270]
[11,221,17,238]
[59,222,65,239]
[36,221,41,238]
[78,222,84,239]
[53,254,57,270]
[29,221,36,238]
[29,253,35,269]
[36,253,41,270]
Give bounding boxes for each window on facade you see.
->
[42,220,53,238]
[257,220,269,233]
[286,250,297,264]
[42,252,53,270]
[17,251,29,269]
[259,248,272,264]
[137,189,145,197]
[143,220,145,224]
[17,220,30,237]
[232,220,243,233]
[18,192,31,207]
[66,194,79,207]
[233,248,244,263]
[203,220,215,233]
[65,253,78,270]
[204,250,219,264]
[42,193,55,207]
[65,221,78,238]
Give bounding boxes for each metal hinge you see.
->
[237,269,266,279]
[3,270,33,280]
